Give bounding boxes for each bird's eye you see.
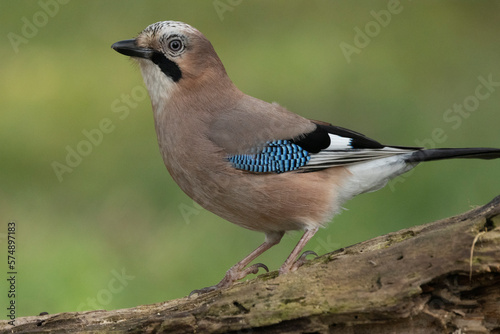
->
[168,39,183,52]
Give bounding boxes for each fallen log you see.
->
[3,195,500,333]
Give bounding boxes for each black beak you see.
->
[111,39,154,59]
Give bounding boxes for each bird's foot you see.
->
[279,250,318,275]
[189,263,269,297]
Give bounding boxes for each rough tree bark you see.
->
[2,195,500,333]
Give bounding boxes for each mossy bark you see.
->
[3,196,500,333]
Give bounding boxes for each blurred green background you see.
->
[1,1,499,318]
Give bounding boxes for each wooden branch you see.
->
[3,195,500,333]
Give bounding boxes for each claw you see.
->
[299,250,318,260]
[290,250,318,272]
[242,262,269,275]
[188,262,270,298]
[189,286,217,298]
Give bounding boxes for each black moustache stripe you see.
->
[150,52,182,82]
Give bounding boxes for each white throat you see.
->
[138,59,177,115]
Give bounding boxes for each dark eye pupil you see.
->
[170,40,182,51]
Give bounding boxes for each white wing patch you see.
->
[326,133,352,150]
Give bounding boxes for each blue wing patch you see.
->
[228,140,311,173]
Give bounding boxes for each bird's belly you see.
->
[166,154,350,233]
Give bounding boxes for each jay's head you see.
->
[112,21,230,102]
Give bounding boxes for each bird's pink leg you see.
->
[279,227,319,275]
[190,231,284,296]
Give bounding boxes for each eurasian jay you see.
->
[112,21,500,294]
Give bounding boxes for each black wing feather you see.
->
[291,121,386,153]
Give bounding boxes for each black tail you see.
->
[406,148,500,163]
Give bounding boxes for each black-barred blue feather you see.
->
[228,140,311,173]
